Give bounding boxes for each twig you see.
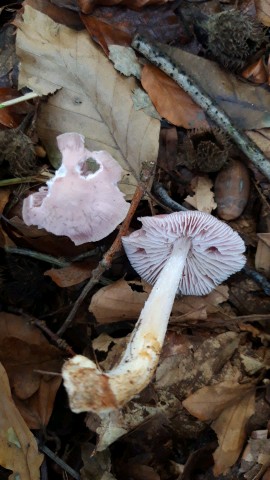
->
[4,246,69,267]
[0,91,39,109]
[243,265,270,296]
[28,315,76,356]
[131,35,270,181]
[4,246,103,267]
[39,445,80,480]
[153,182,188,211]
[57,183,146,336]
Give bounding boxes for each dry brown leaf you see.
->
[242,58,268,84]
[0,361,43,479]
[44,260,97,287]
[156,332,239,390]
[16,5,160,198]
[77,0,174,14]
[0,313,63,429]
[160,44,270,130]
[256,0,270,26]
[81,4,187,55]
[246,129,270,158]
[141,65,208,129]
[255,233,270,276]
[184,176,217,213]
[89,279,150,323]
[212,389,256,476]
[89,279,228,323]
[182,381,255,422]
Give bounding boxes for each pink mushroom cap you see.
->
[122,211,246,296]
[22,132,129,245]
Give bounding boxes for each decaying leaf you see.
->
[242,58,268,84]
[182,381,255,421]
[156,332,239,390]
[256,0,270,26]
[44,259,98,287]
[160,44,270,130]
[81,444,116,480]
[141,65,208,129]
[183,382,256,475]
[80,3,184,54]
[246,128,270,159]
[16,5,160,198]
[212,389,256,476]
[241,431,270,479]
[184,176,217,213]
[0,313,63,428]
[255,233,270,276]
[0,361,43,480]
[78,0,175,14]
[89,279,229,323]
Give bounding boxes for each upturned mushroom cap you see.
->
[122,211,246,295]
[22,133,129,245]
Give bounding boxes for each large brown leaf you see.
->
[141,65,208,129]
[159,44,270,130]
[81,4,187,54]
[212,390,256,475]
[0,362,43,480]
[0,313,63,429]
[16,5,160,198]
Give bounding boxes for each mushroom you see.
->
[22,132,129,245]
[62,211,246,414]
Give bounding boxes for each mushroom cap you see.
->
[122,211,246,296]
[22,133,129,245]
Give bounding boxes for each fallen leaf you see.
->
[141,65,208,129]
[241,432,270,479]
[212,389,256,476]
[16,5,160,198]
[182,381,255,421]
[0,361,43,479]
[242,57,268,84]
[256,0,270,26]
[81,4,186,54]
[246,129,270,158]
[255,233,270,276]
[78,0,176,15]
[184,176,217,213]
[156,332,239,390]
[81,444,117,480]
[89,279,228,323]
[160,44,270,130]
[0,313,63,428]
[44,260,98,287]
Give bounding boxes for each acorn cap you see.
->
[122,211,246,296]
[22,132,129,245]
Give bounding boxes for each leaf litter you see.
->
[0,0,270,478]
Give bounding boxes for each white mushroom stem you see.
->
[62,237,191,414]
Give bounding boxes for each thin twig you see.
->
[4,246,69,267]
[131,35,270,181]
[0,91,39,108]
[39,445,80,480]
[153,182,188,211]
[29,316,76,356]
[57,183,146,336]
[244,265,270,296]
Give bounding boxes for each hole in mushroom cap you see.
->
[79,156,100,177]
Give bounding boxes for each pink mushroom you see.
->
[22,132,129,245]
[62,211,246,414]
